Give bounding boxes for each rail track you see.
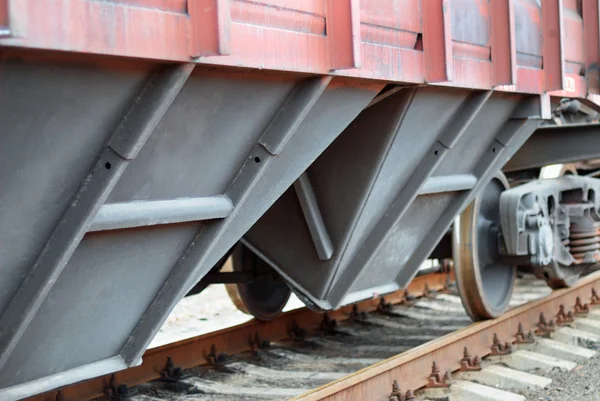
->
[25,269,600,401]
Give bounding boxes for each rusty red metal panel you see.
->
[0,0,594,100]
[490,0,516,86]
[0,0,27,37]
[583,0,600,94]
[326,0,361,70]
[188,0,231,58]
[0,0,9,36]
[541,0,565,91]
[115,0,187,12]
[422,0,453,82]
[230,1,325,35]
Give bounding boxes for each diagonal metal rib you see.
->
[119,76,334,365]
[0,64,194,370]
[327,91,493,307]
[396,111,542,289]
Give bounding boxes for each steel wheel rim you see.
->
[454,174,515,320]
[225,244,291,321]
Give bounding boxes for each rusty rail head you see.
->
[26,271,453,401]
[290,272,600,401]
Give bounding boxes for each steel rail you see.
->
[292,271,600,401]
[26,271,453,401]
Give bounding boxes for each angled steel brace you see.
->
[294,172,334,261]
[395,98,544,289]
[120,76,334,365]
[504,124,600,172]
[327,91,492,306]
[0,64,194,370]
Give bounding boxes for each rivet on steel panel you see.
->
[490,0,517,86]
[422,0,453,82]
[326,0,361,70]
[541,0,565,91]
[188,0,231,58]
[582,0,600,94]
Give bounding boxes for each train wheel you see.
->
[454,173,515,320]
[224,244,291,321]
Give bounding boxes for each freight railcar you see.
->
[1,1,600,399]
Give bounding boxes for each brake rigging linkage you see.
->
[498,176,600,287]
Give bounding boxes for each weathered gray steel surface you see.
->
[505,123,600,171]
[243,88,547,309]
[0,54,381,400]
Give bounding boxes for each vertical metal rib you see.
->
[294,172,334,260]
[0,64,194,370]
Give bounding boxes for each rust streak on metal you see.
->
[27,271,453,401]
[291,272,600,401]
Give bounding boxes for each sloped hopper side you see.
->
[243,87,546,310]
[0,53,383,400]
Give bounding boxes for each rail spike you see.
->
[592,288,600,306]
[574,296,590,316]
[514,322,535,344]
[459,347,482,371]
[425,361,451,388]
[535,312,556,336]
[389,380,415,401]
[490,333,512,356]
[556,304,574,326]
